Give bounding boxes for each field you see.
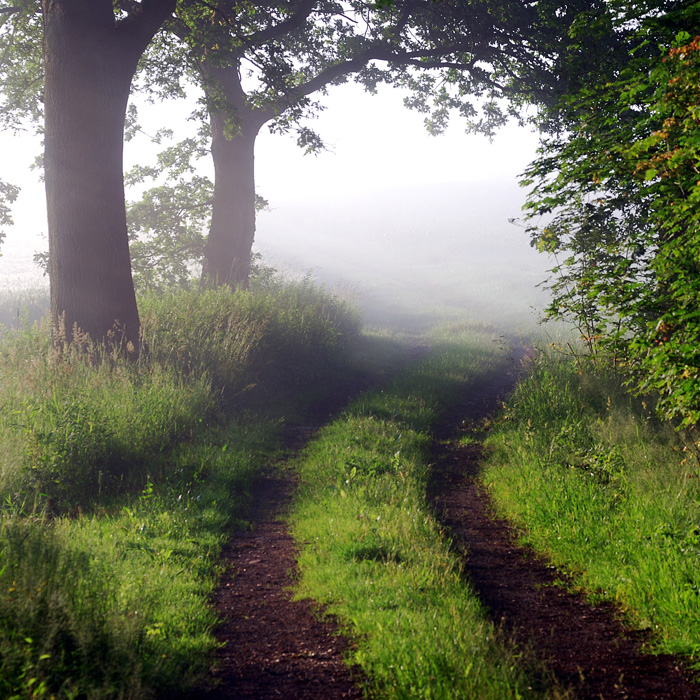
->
[0,280,696,699]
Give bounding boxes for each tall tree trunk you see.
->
[41,0,173,347]
[200,62,269,288]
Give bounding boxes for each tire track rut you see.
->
[430,346,699,700]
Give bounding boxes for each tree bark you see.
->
[203,112,262,287]
[42,0,174,348]
[200,62,269,288]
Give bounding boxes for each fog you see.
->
[255,180,550,332]
[0,82,552,333]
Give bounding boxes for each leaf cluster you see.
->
[524,0,700,429]
[138,0,614,143]
[0,176,19,249]
[0,0,43,131]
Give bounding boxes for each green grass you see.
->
[0,280,360,699]
[140,279,360,395]
[290,324,569,700]
[0,417,276,700]
[484,348,700,666]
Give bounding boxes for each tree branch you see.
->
[117,0,177,58]
[287,42,483,101]
[242,0,316,46]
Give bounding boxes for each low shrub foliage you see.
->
[140,280,360,394]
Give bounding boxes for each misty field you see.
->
[256,182,551,333]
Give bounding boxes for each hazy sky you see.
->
[0,80,545,312]
[252,82,541,199]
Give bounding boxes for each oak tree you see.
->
[1,0,175,345]
[131,0,601,288]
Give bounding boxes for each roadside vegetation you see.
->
[290,325,568,700]
[0,280,359,699]
[484,346,700,663]
[2,273,700,698]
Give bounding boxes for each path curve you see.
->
[189,345,428,699]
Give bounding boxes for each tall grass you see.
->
[290,325,569,699]
[0,323,215,512]
[0,416,278,700]
[0,279,360,699]
[484,348,700,664]
[0,285,49,331]
[140,281,360,399]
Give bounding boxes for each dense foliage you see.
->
[524,2,700,428]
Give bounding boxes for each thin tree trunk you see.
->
[203,116,261,287]
[42,0,173,348]
[200,61,268,288]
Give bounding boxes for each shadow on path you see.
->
[189,340,426,700]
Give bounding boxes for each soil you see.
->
[199,465,365,700]
[193,375,373,700]
[192,344,700,700]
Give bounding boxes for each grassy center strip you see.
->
[289,326,562,700]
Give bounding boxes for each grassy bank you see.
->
[290,325,566,699]
[0,283,359,699]
[484,348,700,664]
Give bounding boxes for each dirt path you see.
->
[200,463,365,700]
[189,344,429,700]
[196,383,371,700]
[194,341,699,699]
[430,346,700,700]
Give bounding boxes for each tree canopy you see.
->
[523,0,700,429]
[126,0,610,289]
[4,0,700,398]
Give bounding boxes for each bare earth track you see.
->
[201,465,365,700]
[192,344,700,700]
[430,349,700,700]
[195,379,372,700]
